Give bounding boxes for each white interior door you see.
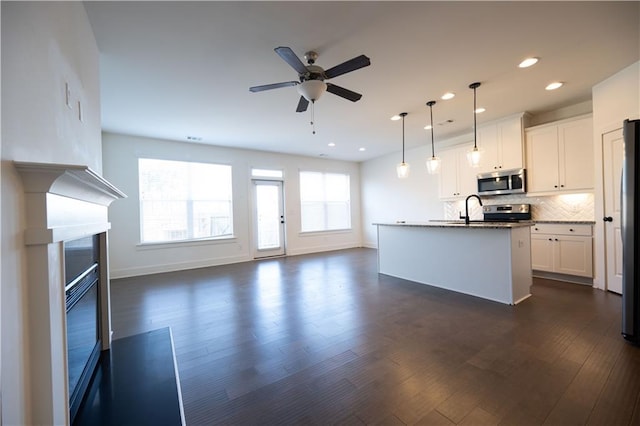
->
[602,128,624,294]
[252,180,285,258]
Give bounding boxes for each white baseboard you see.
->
[110,254,250,279]
[532,270,593,286]
[285,243,361,257]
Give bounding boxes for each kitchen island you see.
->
[374,221,532,305]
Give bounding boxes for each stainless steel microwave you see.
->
[477,168,526,196]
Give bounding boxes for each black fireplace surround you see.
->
[65,234,101,423]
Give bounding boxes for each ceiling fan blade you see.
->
[274,46,308,75]
[326,83,362,102]
[324,55,371,79]
[249,81,298,93]
[296,96,309,112]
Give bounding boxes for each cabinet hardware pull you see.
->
[554,185,558,188]
[555,238,559,241]
[603,216,613,222]
[569,229,574,232]
[548,238,553,241]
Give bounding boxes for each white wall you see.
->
[592,61,640,290]
[102,132,362,278]
[360,143,443,247]
[1,3,101,423]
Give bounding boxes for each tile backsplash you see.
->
[444,192,595,222]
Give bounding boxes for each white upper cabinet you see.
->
[525,115,594,194]
[476,114,527,174]
[438,143,476,200]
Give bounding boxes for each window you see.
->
[299,171,351,232]
[138,158,233,243]
[251,168,283,179]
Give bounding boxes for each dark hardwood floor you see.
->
[110,248,640,425]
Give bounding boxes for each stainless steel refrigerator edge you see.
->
[622,119,640,344]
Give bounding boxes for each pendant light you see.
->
[425,100,441,174]
[396,112,410,178]
[467,82,482,168]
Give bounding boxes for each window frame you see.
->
[299,170,352,234]
[137,158,234,245]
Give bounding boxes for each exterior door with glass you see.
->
[252,180,285,258]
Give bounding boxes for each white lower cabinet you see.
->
[530,223,593,278]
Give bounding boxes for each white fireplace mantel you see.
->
[15,161,126,245]
[15,161,125,426]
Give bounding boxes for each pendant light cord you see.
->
[473,87,477,149]
[402,113,405,163]
[429,103,435,157]
[469,82,481,149]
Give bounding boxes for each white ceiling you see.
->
[84,1,639,162]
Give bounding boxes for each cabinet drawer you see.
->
[531,224,592,236]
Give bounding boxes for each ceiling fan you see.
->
[249,46,371,113]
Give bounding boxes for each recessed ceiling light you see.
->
[475,107,486,114]
[518,57,539,68]
[390,115,401,121]
[441,92,455,100]
[328,142,336,147]
[545,81,563,91]
[359,147,366,152]
[186,136,202,141]
[424,124,433,130]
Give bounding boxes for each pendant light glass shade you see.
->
[467,82,483,168]
[396,112,409,179]
[426,157,441,174]
[397,162,410,178]
[425,100,440,175]
[466,147,482,168]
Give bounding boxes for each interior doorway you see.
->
[602,127,624,294]
[252,179,285,258]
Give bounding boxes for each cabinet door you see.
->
[554,236,593,277]
[558,117,594,191]
[498,118,524,170]
[526,127,560,192]
[476,124,498,173]
[531,234,554,271]
[439,147,460,199]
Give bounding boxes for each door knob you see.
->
[603,216,613,222]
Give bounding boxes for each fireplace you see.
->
[15,162,125,425]
[65,234,101,422]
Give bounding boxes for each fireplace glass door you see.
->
[64,235,101,422]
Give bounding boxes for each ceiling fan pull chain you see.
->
[311,101,316,135]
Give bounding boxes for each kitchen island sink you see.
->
[374,221,532,305]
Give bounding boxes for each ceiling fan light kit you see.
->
[296,80,327,102]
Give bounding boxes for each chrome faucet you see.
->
[462,194,483,224]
